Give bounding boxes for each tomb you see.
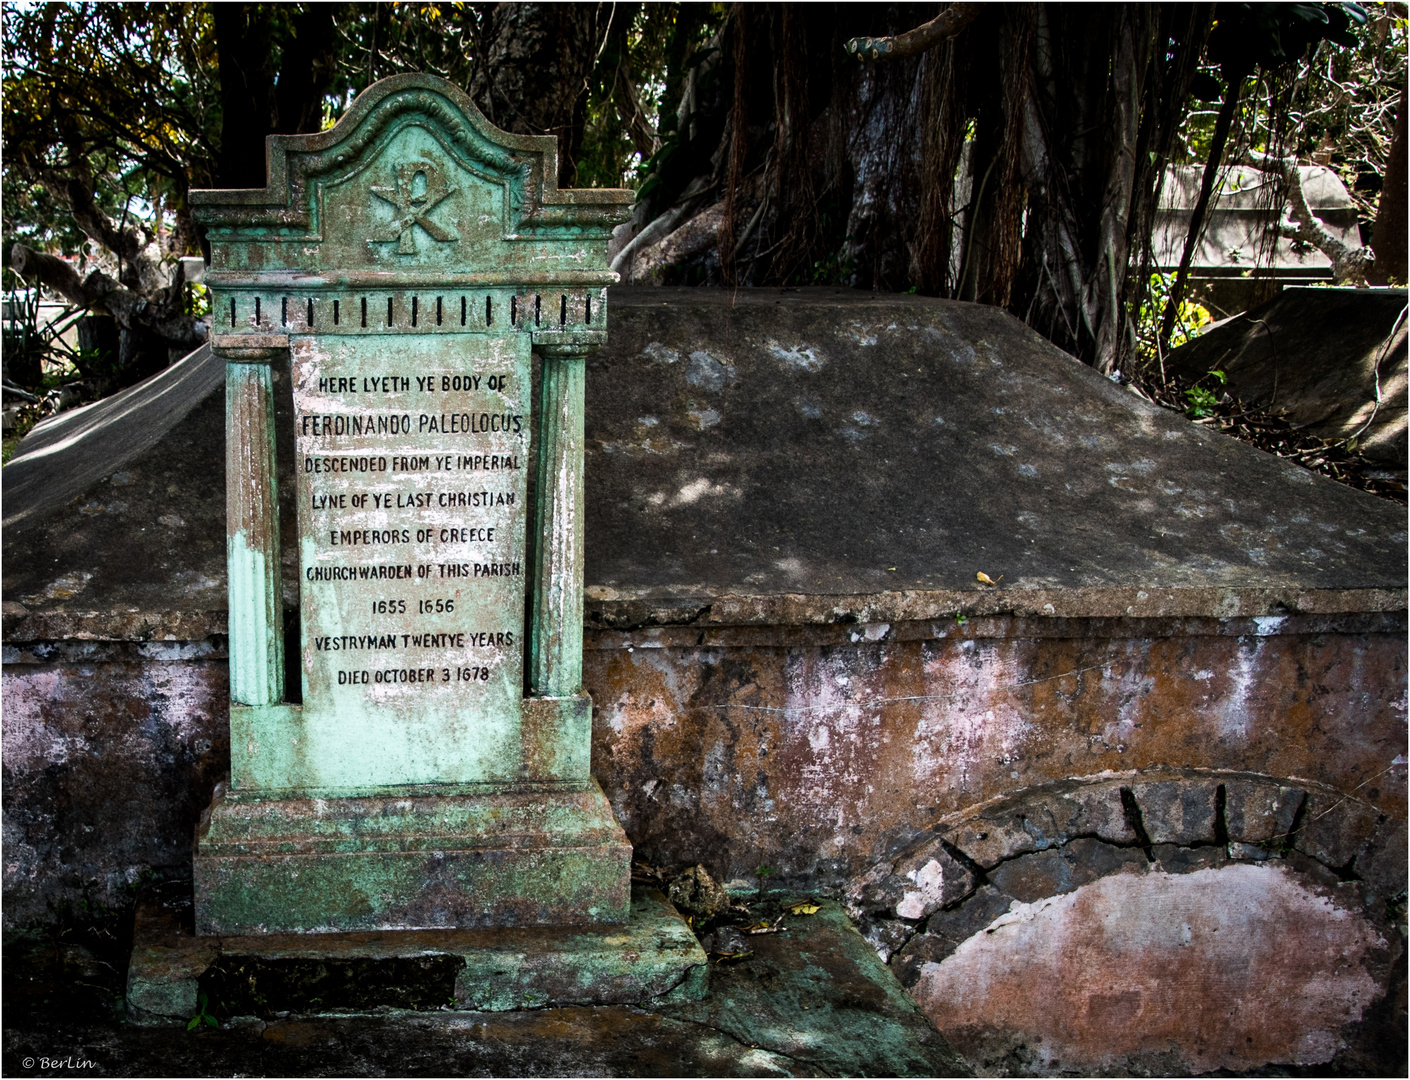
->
[3,278,1404,1067]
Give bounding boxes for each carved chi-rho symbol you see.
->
[370,160,456,255]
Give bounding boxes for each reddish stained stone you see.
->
[910,862,1392,1073]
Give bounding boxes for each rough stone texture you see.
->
[846,839,974,922]
[655,900,971,1077]
[1356,815,1410,904]
[1165,286,1408,463]
[127,885,705,1024]
[1151,843,1230,874]
[1,658,230,927]
[987,839,1148,904]
[891,885,1018,984]
[193,781,632,933]
[584,289,1404,604]
[1127,778,1219,846]
[591,632,1405,892]
[667,864,730,920]
[1296,790,1383,869]
[911,862,1395,1075]
[937,783,1138,869]
[856,915,916,964]
[5,290,1405,642]
[1223,778,1304,844]
[6,898,968,1078]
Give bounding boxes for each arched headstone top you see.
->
[192,73,632,285]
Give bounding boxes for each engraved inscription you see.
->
[292,333,529,742]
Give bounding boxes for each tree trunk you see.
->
[9,244,205,391]
[214,4,343,190]
[1370,86,1406,287]
[214,4,277,189]
[470,3,605,188]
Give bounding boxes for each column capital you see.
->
[531,330,606,358]
[211,333,290,363]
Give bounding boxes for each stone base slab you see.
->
[127,885,707,1026]
[193,779,631,934]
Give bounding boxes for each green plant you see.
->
[187,991,218,1030]
[755,864,775,899]
[2,278,86,389]
[1134,271,1214,377]
[185,280,211,319]
[1183,369,1227,418]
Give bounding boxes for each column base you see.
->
[193,778,631,935]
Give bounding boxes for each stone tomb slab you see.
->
[127,885,707,1025]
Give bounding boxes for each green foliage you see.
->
[1184,370,1228,419]
[576,5,725,191]
[187,991,218,1031]
[1172,2,1404,231]
[185,281,211,320]
[1135,272,1214,370]
[1,3,220,254]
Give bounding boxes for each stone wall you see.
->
[5,610,1403,1072]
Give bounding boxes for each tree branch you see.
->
[845,3,983,61]
[9,243,203,346]
[1244,150,1374,284]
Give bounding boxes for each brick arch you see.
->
[846,767,1405,1073]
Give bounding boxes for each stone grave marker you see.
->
[189,74,635,935]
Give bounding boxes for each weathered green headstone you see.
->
[190,74,634,933]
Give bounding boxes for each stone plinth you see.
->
[127,885,705,1026]
[193,779,630,935]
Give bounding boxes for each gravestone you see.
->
[190,73,634,934]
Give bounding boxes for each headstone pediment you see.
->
[192,74,629,277]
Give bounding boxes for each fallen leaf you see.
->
[976,571,1003,586]
[741,919,786,935]
[785,901,821,916]
[713,950,754,964]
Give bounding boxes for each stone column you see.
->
[217,333,287,706]
[529,331,603,697]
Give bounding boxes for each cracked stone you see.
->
[668,864,730,920]
[940,816,1038,870]
[1352,816,1407,901]
[1152,844,1230,874]
[1283,849,1345,888]
[857,915,916,963]
[889,885,1016,986]
[941,783,1138,869]
[988,839,1148,903]
[1294,794,1380,868]
[1227,842,1273,861]
[1223,780,1304,845]
[1129,779,1219,846]
[848,841,975,922]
